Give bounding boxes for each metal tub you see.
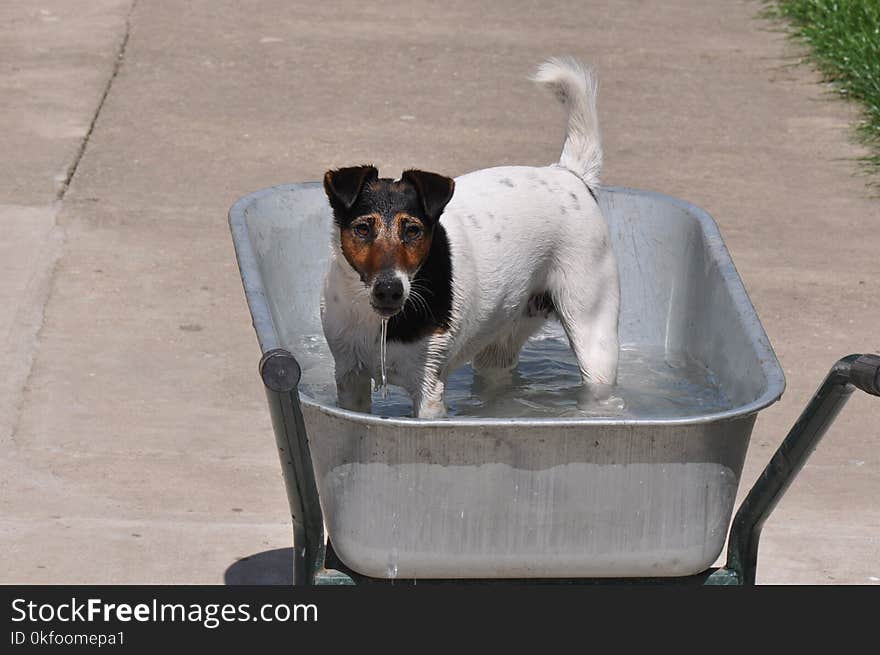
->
[229,183,785,579]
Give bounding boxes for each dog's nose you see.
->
[371,277,404,310]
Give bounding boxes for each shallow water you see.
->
[377,317,389,398]
[294,322,733,419]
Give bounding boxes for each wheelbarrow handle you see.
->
[717,353,879,585]
[850,354,880,396]
[260,348,326,586]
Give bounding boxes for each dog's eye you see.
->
[353,223,371,238]
[404,224,422,239]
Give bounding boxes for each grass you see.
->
[767,0,880,175]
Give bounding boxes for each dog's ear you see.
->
[401,169,455,222]
[324,165,378,214]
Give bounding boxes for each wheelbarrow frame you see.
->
[260,348,879,585]
[232,185,879,585]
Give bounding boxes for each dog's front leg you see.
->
[336,368,372,414]
[413,376,447,419]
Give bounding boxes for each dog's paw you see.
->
[415,397,447,419]
[575,384,625,414]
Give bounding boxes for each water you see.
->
[294,322,733,419]
[373,317,389,399]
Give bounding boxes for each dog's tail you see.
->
[532,57,602,190]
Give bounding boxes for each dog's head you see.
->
[324,165,455,318]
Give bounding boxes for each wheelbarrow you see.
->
[229,182,879,585]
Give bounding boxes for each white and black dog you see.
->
[321,57,620,418]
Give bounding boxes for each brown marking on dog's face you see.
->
[338,211,432,285]
[339,212,382,283]
[391,212,431,274]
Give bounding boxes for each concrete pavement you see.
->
[1,0,877,584]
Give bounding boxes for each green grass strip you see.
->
[770,0,880,172]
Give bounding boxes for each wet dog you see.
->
[321,58,619,418]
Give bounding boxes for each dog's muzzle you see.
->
[370,275,405,317]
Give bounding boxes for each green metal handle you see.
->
[850,354,880,396]
[720,353,879,585]
[260,349,326,586]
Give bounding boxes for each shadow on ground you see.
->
[224,548,292,585]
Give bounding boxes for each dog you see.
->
[321,57,620,418]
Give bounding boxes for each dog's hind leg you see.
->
[552,283,619,399]
[473,334,520,372]
[473,312,547,375]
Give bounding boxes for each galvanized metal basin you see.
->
[230,182,785,578]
